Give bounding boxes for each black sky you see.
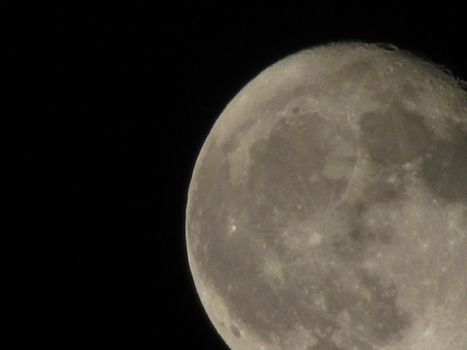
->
[5,2,467,348]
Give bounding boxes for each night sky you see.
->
[5,2,467,348]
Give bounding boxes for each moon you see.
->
[185,42,467,350]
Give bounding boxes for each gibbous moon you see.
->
[185,42,467,350]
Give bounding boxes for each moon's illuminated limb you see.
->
[186,42,467,350]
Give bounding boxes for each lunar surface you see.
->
[185,42,467,350]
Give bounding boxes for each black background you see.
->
[4,2,467,348]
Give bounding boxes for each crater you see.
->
[292,106,301,114]
[231,324,241,338]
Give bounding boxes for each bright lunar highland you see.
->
[185,42,467,350]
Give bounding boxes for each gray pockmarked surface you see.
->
[186,42,467,350]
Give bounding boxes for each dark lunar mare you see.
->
[420,120,467,203]
[189,104,416,349]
